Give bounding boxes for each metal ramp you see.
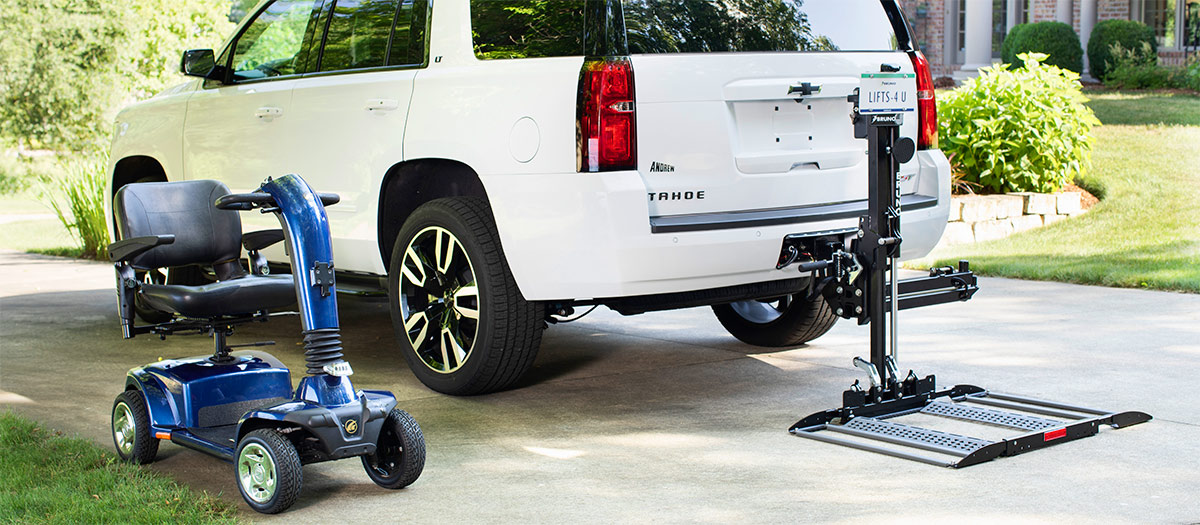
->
[791,384,1151,468]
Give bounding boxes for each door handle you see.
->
[255,106,283,120]
[365,98,399,112]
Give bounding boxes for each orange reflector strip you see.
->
[1044,428,1067,441]
[155,432,171,440]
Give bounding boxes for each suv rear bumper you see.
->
[484,151,950,302]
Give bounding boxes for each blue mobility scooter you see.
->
[108,174,424,513]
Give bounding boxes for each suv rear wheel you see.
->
[387,197,543,395]
[712,294,838,347]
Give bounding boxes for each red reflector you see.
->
[577,57,637,172]
[1044,428,1067,441]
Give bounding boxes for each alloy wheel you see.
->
[397,226,480,374]
[729,296,792,324]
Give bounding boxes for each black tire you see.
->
[111,390,159,464]
[235,429,302,514]
[362,409,426,489]
[712,294,839,347]
[388,197,543,395]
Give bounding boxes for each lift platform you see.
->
[780,70,1150,467]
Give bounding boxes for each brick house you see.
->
[899,0,1200,78]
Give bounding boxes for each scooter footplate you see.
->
[921,400,1061,431]
[841,416,991,455]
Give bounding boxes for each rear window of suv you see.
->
[624,0,899,53]
[470,0,898,60]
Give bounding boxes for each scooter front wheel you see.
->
[235,429,302,514]
[111,390,158,464]
[362,408,426,489]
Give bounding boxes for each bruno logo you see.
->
[870,114,903,126]
[344,419,358,434]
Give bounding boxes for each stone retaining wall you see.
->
[941,192,1084,245]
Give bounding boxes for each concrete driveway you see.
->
[1,250,1197,523]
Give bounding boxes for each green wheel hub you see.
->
[112,401,136,456]
[237,443,277,504]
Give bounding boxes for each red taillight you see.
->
[910,51,938,150]
[577,57,637,172]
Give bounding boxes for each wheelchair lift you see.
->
[782,71,1150,467]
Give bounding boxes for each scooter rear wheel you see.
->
[235,429,302,514]
[362,409,426,489]
[111,390,158,464]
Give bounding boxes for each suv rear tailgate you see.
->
[633,51,921,224]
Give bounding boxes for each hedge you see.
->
[1002,21,1083,73]
[1087,19,1157,80]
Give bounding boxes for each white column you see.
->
[944,0,958,67]
[1080,0,1098,72]
[960,0,995,72]
[1056,0,1073,23]
[1007,0,1021,30]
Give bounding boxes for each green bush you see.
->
[1000,23,1028,65]
[39,152,109,259]
[939,53,1100,194]
[1003,22,1083,73]
[1087,20,1156,81]
[1104,42,1172,89]
[1176,57,1200,92]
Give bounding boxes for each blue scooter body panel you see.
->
[125,351,292,431]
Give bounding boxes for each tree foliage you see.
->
[939,53,1100,194]
[0,0,233,151]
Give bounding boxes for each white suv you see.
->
[107,0,950,395]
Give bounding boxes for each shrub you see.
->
[1087,19,1156,81]
[1000,23,1028,65]
[1175,56,1200,92]
[39,152,109,259]
[1003,21,1083,73]
[1104,42,1172,89]
[938,53,1100,194]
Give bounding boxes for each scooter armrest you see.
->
[108,235,175,263]
[243,229,285,251]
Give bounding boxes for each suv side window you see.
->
[231,0,323,81]
[318,0,400,71]
[387,0,428,66]
[470,0,585,60]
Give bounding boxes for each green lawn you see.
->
[0,411,238,524]
[0,191,80,255]
[913,91,1200,292]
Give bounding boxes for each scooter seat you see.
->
[139,274,296,319]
